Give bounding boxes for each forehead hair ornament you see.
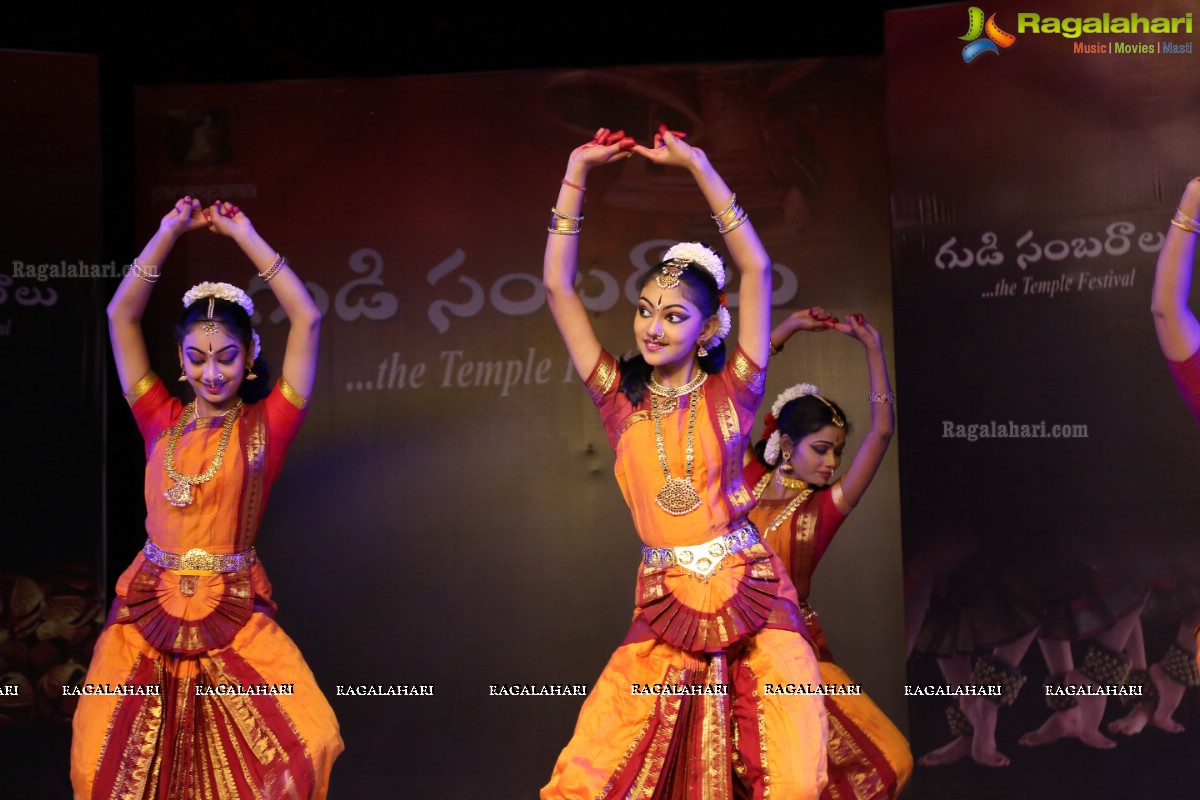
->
[202,298,219,335]
[182,281,261,361]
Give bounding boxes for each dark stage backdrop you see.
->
[889,2,1200,798]
[0,50,105,798]
[126,60,903,797]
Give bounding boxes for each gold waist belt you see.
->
[641,523,759,579]
[142,540,257,573]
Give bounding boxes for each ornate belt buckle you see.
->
[180,548,215,571]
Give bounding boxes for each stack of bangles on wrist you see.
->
[548,207,583,235]
[711,193,749,234]
[259,253,287,281]
[868,391,895,404]
[130,259,160,284]
[1171,208,1200,234]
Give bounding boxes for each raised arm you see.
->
[768,306,838,354]
[206,201,321,399]
[831,315,894,508]
[1151,179,1200,362]
[108,197,207,395]
[544,129,636,380]
[633,127,773,365]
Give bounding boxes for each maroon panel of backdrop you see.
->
[0,50,104,798]
[889,2,1200,798]
[124,59,903,797]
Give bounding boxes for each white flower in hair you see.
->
[250,329,262,361]
[182,282,255,317]
[770,383,821,420]
[763,429,783,465]
[662,242,726,289]
[713,306,732,344]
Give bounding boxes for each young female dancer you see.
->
[746,310,911,798]
[541,127,827,798]
[71,198,342,798]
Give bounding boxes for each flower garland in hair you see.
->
[661,242,732,345]
[762,383,822,465]
[183,282,255,316]
[182,281,262,361]
[663,242,726,288]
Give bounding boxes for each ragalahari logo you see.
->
[960,7,1017,62]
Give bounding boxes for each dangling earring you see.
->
[780,450,793,473]
[697,341,709,357]
[178,364,187,382]
[246,361,258,381]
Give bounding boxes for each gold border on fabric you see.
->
[124,372,159,405]
[279,377,308,409]
[825,708,888,800]
[830,480,852,515]
[585,352,619,403]
[701,655,732,800]
[96,654,164,800]
[595,685,659,800]
[629,670,686,799]
[791,506,818,601]
[729,350,765,398]
[237,408,268,551]
[714,395,752,517]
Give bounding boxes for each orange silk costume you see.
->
[746,466,912,800]
[70,374,343,800]
[541,349,828,800]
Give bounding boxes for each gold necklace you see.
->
[650,372,708,515]
[163,399,243,507]
[648,369,707,399]
[777,471,809,492]
[752,471,814,533]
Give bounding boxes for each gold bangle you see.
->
[718,209,749,234]
[130,259,160,283]
[548,214,581,234]
[1172,210,1200,234]
[768,341,782,357]
[259,253,286,281]
[710,193,736,220]
[551,207,584,222]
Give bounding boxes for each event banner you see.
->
[888,1,1199,798]
[128,58,901,796]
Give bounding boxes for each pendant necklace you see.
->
[163,399,243,507]
[648,370,707,515]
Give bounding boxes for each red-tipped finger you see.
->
[619,137,636,151]
[669,130,687,138]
